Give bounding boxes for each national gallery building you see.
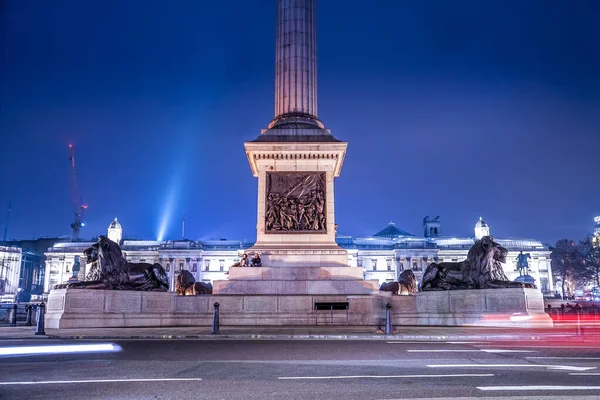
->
[43,216,553,295]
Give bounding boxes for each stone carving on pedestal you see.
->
[265,172,326,233]
[54,236,169,291]
[421,236,536,291]
[379,270,418,295]
[175,270,212,295]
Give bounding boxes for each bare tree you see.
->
[550,239,585,299]
[578,238,600,292]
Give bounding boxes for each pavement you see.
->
[1,323,599,341]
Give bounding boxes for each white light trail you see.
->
[407,349,536,353]
[0,343,122,357]
[527,357,600,360]
[0,378,202,386]
[478,386,600,391]
[428,364,596,371]
[278,374,494,380]
[569,373,600,376]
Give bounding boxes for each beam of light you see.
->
[156,133,194,241]
[156,160,187,241]
[0,343,122,357]
[0,378,202,385]
[157,184,178,241]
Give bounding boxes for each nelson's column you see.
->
[244,0,349,268]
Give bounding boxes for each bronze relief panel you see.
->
[265,172,326,233]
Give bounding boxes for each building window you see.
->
[398,262,404,271]
[371,259,377,271]
[205,260,210,271]
[178,262,184,272]
[65,264,71,273]
[540,278,548,293]
[165,263,170,272]
[412,262,418,271]
[357,259,363,268]
[386,259,392,271]
[140,259,146,262]
[191,263,197,272]
[219,260,225,272]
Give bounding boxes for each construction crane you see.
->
[68,144,87,241]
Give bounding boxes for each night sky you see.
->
[1,0,598,245]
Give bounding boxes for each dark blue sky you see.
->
[1,0,599,244]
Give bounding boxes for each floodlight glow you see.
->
[156,165,185,241]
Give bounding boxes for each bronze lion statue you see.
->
[55,236,169,291]
[379,270,418,295]
[175,270,212,295]
[421,236,535,291]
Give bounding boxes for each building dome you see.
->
[474,217,490,240]
[475,217,488,228]
[108,218,122,230]
[107,217,123,244]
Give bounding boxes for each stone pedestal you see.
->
[213,266,379,295]
[244,140,349,268]
[385,288,553,328]
[46,287,552,329]
[45,289,386,329]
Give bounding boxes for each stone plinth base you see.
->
[214,266,378,295]
[386,288,553,328]
[213,279,378,295]
[45,289,385,329]
[227,266,364,281]
[46,287,553,329]
[248,246,348,268]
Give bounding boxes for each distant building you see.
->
[107,218,123,244]
[5,238,66,301]
[592,216,600,248]
[44,217,553,295]
[18,249,44,302]
[474,217,490,240]
[0,245,22,302]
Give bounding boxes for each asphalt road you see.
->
[1,338,599,400]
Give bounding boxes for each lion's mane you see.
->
[175,270,196,295]
[398,270,418,294]
[84,236,128,287]
[175,269,212,295]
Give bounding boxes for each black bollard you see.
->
[25,305,33,326]
[211,302,220,335]
[385,302,392,335]
[10,303,17,326]
[35,302,46,336]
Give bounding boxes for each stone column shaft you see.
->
[274,0,317,120]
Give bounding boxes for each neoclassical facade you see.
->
[44,217,553,294]
[0,245,23,302]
